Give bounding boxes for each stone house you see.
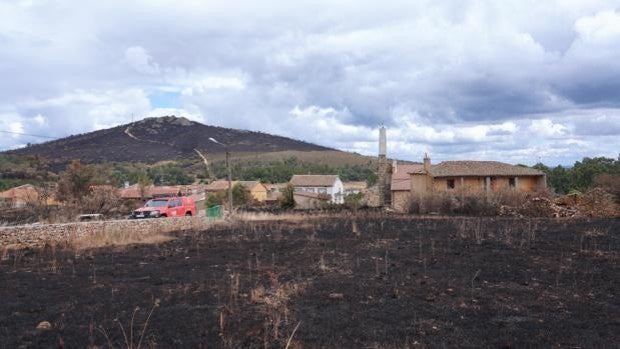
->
[390,163,424,212]
[391,155,547,212]
[343,181,367,196]
[0,184,41,208]
[205,180,268,202]
[293,191,330,209]
[289,175,344,204]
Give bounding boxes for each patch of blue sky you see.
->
[149,90,181,108]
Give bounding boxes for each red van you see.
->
[131,196,196,219]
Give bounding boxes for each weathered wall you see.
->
[411,174,431,195]
[293,195,326,210]
[391,191,411,212]
[431,176,545,193]
[0,217,211,248]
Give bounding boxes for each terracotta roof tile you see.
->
[290,175,340,187]
[430,161,545,177]
[391,164,423,191]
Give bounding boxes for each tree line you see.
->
[533,156,619,194]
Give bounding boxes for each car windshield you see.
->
[145,199,169,207]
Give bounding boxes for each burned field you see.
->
[1,216,619,348]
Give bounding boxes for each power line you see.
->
[0,130,58,139]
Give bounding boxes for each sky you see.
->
[1,0,619,166]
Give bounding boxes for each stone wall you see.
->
[391,191,411,213]
[0,216,213,248]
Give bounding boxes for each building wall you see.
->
[332,178,344,204]
[431,175,545,193]
[391,190,411,212]
[293,195,326,209]
[249,185,267,202]
[410,174,432,195]
[432,177,484,193]
[293,179,344,204]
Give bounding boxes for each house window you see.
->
[306,188,316,193]
[447,179,455,189]
[509,177,516,188]
[318,188,327,194]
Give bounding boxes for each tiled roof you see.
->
[237,181,265,191]
[265,183,287,191]
[290,175,339,187]
[391,164,423,191]
[0,184,38,200]
[343,181,367,190]
[205,180,234,191]
[118,185,181,199]
[429,161,545,177]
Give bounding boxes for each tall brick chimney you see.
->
[423,153,431,173]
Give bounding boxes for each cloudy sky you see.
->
[1,0,619,165]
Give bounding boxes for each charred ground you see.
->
[0,216,618,348]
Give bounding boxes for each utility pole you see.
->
[209,137,233,214]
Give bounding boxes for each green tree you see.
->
[205,192,224,208]
[570,157,618,191]
[232,183,250,206]
[279,184,295,208]
[549,165,570,194]
[56,160,95,203]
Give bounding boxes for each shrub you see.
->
[279,184,295,209]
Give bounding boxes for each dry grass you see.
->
[69,226,175,250]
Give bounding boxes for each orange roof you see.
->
[343,181,367,190]
[290,175,340,187]
[0,184,38,201]
[118,185,182,199]
[205,180,234,191]
[391,164,423,191]
[429,161,545,177]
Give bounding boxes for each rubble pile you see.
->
[499,188,619,218]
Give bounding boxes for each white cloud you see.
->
[0,0,619,165]
[124,46,159,75]
[528,119,568,138]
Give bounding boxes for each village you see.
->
[0,126,570,223]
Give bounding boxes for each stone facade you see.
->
[391,191,411,213]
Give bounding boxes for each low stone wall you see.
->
[0,216,213,248]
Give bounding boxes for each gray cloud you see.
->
[0,0,619,166]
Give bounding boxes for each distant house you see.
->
[264,183,287,203]
[390,155,547,212]
[293,191,330,209]
[205,180,268,202]
[238,181,268,202]
[390,163,424,212]
[0,184,40,208]
[343,181,367,196]
[289,175,344,204]
[118,185,182,200]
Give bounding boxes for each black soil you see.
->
[1,216,618,348]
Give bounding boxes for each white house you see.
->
[289,175,345,204]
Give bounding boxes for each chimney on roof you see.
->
[124,181,130,188]
[392,159,398,174]
[423,153,431,173]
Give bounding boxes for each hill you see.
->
[4,116,350,166]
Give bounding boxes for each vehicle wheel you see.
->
[159,214,167,218]
[185,212,192,216]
